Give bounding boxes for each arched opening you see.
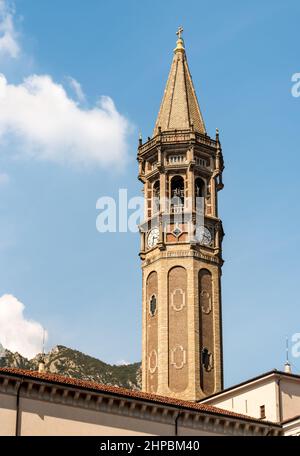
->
[195,177,205,197]
[170,176,184,213]
[195,177,205,212]
[152,180,160,214]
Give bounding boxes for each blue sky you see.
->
[0,0,300,387]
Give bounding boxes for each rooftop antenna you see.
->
[284,336,292,374]
[38,328,46,374]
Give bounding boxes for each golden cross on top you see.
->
[176,26,183,39]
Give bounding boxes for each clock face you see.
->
[196,226,212,246]
[147,227,159,248]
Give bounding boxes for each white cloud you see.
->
[67,76,86,103]
[0,294,47,359]
[0,74,131,168]
[0,0,20,59]
[0,172,9,185]
[0,3,132,169]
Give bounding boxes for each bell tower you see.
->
[138,29,225,401]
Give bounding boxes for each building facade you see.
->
[0,368,281,436]
[200,369,300,435]
[138,28,224,401]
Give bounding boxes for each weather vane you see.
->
[176,26,183,39]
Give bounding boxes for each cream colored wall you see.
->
[0,393,16,436]
[19,398,174,436]
[205,379,279,422]
[179,426,222,436]
[19,398,232,436]
[19,397,227,436]
[281,378,300,421]
[206,375,300,425]
[282,418,300,436]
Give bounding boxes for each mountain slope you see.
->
[0,345,141,390]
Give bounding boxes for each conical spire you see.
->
[153,27,206,136]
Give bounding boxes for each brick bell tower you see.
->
[138,28,225,401]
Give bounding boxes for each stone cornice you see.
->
[141,249,223,268]
[138,130,217,158]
